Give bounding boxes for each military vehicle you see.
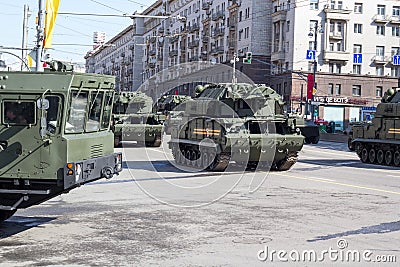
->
[113,91,163,147]
[156,94,192,134]
[351,88,400,166]
[168,83,304,171]
[0,61,122,222]
[288,114,320,144]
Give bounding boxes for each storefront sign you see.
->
[312,96,368,105]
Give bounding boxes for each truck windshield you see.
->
[66,91,88,133]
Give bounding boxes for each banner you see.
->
[26,49,37,68]
[44,0,60,49]
[307,74,314,100]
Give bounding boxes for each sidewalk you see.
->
[319,132,349,143]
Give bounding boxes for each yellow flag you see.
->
[26,49,37,68]
[44,0,60,49]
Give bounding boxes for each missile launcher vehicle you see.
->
[168,83,304,171]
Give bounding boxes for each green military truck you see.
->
[0,62,122,222]
[113,91,163,147]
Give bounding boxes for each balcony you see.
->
[229,24,236,31]
[272,7,287,22]
[149,49,156,56]
[212,10,225,21]
[202,36,210,43]
[390,15,400,24]
[328,31,343,40]
[372,55,389,64]
[148,62,156,69]
[271,50,286,62]
[169,49,179,57]
[324,51,350,62]
[150,36,157,43]
[190,55,199,62]
[188,40,200,48]
[189,23,200,33]
[372,14,390,23]
[158,27,164,33]
[323,5,352,20]
[213,27,225,37]
[202,3,210,10]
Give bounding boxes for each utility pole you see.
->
[21,4,31,71]
[231,52,239,84]
[35,0,45,72]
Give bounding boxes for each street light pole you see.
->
[311,23,318,122]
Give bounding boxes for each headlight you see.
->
[75,163,82,182]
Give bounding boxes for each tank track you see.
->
[273,152,298,171]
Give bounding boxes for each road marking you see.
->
[273,172,400,196]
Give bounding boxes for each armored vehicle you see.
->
[113,91,163,147]
[157,94,192,134]
[289,114,320,144]
[351,88,400,166]
[0,63,122,222]
[168,83,304,171]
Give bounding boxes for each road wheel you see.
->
[355,143,363,155]
[311,136,319,144]
[361,148,369,163]
[385,151,393,165]
[0,210,16,223]
[394,151,400,166]
[376,150,384,165]
[304,138,311,144]
[368,149,376,163]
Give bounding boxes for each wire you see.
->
[88,0,126,13]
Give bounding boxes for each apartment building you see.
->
[271,0,400,130]
[85,0,271,92]
[85,0,400,130]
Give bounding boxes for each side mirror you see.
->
[37,99,49,110]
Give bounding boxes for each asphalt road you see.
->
[0,138,399,266]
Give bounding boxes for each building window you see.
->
[336,42,342,52]
[330,0,335,9]
[377,5,386,16]
[329,43,334,51]
[353,65,361,74]
[354,23,362,33]
[239,11,242,22]
[337,1,343,10]
[287,20,290,32]
[335,84,341,95]
[353,44,362,53]
[391,47,400,56]
[392,26,400,37]
[352,85,361,96]
[391,66,400,77]
[354,3,363,13]
[309,41,315,50]
[376,86,383,97]
[329,63,334,73]
[310,0,319,10]
[377,25,385,35]
[393,6,400,16]
[328,83,334,95]
[376,66,384,76]
[376,46,385,59]
[336,64,342,73]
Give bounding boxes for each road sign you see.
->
[353,53,362,64]
[393,55,400,65]
[306,50,316,60]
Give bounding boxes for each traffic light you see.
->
[243,52,252,64]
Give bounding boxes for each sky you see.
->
[0,0,150,68]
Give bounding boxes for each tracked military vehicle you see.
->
[0,62,122,222]
[351,88,400,166]
[157,94,191,134]
[289,114,320,144]
[113,91,163,147]
[168,83,304,171]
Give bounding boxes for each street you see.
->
[0,138,399,266]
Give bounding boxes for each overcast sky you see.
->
[0,0,149,67]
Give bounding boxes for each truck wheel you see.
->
[311,136,319,144]
[0,210,16,223]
